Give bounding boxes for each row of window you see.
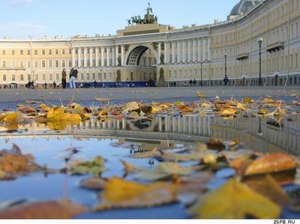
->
[0,49,71,56]
[0,72,116,82]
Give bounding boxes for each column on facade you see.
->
[157,43,162,64]
[71,48,75,67]
[83,48,87,67]
[121,46,125,66]
[106,47,110,67]
[78,48,81,67]
[207,38,211,61]
[115,46,119,66]
[177,41,181,63]
[193,40,197,62]
[171,42,175,63]
[188,40,191,62]
[198,39,201,62]
[164,41,168,64]
[101,47,104,67]
[89,48,93,67]
[182,40,186,63]
[203,39,206,61]
[95,47,99,67]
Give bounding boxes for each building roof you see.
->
[230,0,262,16]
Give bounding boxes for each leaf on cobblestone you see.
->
[0,200,88,219]
[0,112,19,123]
[189,178,281,219]
[94,178,177,210]
[47,106,82,122]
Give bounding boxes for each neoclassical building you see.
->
[0,0,299,88]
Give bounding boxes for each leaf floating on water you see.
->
[245,175,289,206]
[80,177,106,190]
[189,178,281,219]
[94,178,177,211]
[0,144,40,179]
[0,200,88,219]
[244,153,298,176]
[122,161,197,181]
[229,154,255,175]
[69,156,106,175]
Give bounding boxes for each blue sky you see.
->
[0,0,238,39]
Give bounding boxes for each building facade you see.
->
[0,0,299,88]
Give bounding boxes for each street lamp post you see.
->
[258,37,263,86]
[224,53,228,86]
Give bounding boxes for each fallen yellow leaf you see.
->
[189,178,281,219]
[94,178,177,210]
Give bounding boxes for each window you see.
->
[55,60,59,68]
[42,74,46,81]
[28,74,31,81]
[20,50,23,55]
[12,75,15,81]
[34,50,38,55]
[55,49,58,54]
[2,50,5,55]
[12,50,15,55]
[62,60,65,68]
[62,49,65,55]
[20,60,24,68]
[35,60,38,68]
[49,74,53,81]
[3,75,6,81]
[49,60,53,68]
[42,50,45,55]
[87,73,90,80]
[2,61,6,68]
[27,50,30,55]
[20,74,24,81]
[92,73,95,80]
[49,50,52,55]
[27,60,31,68]
[42,60,46,68]
[56,74,59,81]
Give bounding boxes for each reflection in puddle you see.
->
[0,114,299,218]
[1,114,299,155]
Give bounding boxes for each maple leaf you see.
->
[189,178,281,219]
[94,178,177,210]
[0,200,87,219]
[46,106,82,122]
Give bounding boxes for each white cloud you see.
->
[0,22,48,38]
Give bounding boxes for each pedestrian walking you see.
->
[69,68,78,89]
[62,68,67,89]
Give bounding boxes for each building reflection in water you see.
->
[0,114,299,155]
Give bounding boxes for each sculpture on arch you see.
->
[127,3,158,26]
